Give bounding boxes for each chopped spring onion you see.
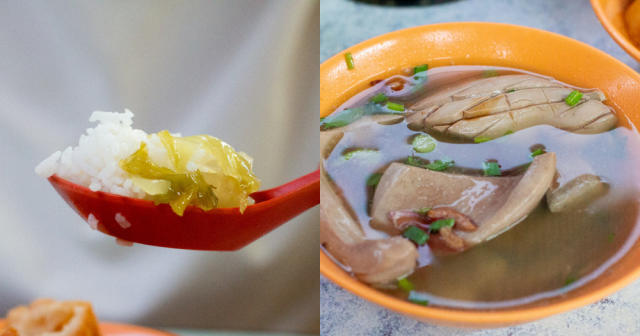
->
[565,90,583,106]
[344,52,355,70]
[406,156,454,171]
[413,68,428,81]
[321,107,365,130]
[386,102,405,112]
[408,291,429,306]
[530,148,545,158]
[483,161,501,176]
[564,275,577,286]
[483,69,499,78]
[506,89,516,93]
[406,156,427,168]
[414,64,428,74]
[430,218,455,232]
[425,159,454,171]
[397,277,414,292]
[504,130,514,135]
[412,134,436,153]
[414,207,432,216]
[343,148,378,160]
[474,136,492,143]
[608,232,615,242]
[366,173,383,187]
[403,226,429,245]
[370,93,388,104]
[321,101,401,130]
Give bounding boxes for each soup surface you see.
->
[320,65,640,308]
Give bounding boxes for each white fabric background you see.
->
[0,0,319,333]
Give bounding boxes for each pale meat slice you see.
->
[546,174,608,212]
[320,116,418,287]
[371,153,556,247]
[407,74,616,139]
[410,75,559,112]
[320,170,418,287]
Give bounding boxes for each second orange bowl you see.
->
[592,0,640,63]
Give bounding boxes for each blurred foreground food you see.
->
[1,299,101,336]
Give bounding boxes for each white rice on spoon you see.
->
[36,110,174,198]
[35,110,260,213]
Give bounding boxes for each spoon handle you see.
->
[250,169,320,203]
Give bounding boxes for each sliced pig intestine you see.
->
[407,74,616,139]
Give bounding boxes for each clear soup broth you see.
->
[321,65,640,309]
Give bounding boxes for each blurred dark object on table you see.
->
[354,0,459,6]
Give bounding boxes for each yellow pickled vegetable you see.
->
[119,131,260,215]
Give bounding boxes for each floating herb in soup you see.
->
[320,65,640,309]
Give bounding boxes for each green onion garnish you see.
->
[430,218,455,232]
[411,134,436,153]
[403,226,429,245]
[370,93,388,104]
[506,89,516,93]
[408,291,429,306]
[343,148,378,160]
[474,136,492,143]
[483,69,499,78]
[366,173,383,187]
[406,156,454,171]
[564,275,577,286]
[414,64,428,74]
[386,102,405,112]
[406,156,427,168]
[320,101,409,130]
[344,52,355,70]
[482,161,501,176]
[425,159,454,171]
[414,207,432,216]
[608,232,615,242]
[504,130,514,135]
[530,148,545,158]
[320,107,365,130]
[397,277,414,292]
[565,90,583,106]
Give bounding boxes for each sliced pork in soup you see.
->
[320,65,640,308]
[371,152,556,249]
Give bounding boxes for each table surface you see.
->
[165,330,310,336]
[320,0,640,335]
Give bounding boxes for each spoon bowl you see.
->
[49,169,319,250]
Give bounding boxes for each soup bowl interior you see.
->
[320,22,640,327]
[592,0,640,63]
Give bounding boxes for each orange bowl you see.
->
[592,0,640,62]
[320,22,640,327]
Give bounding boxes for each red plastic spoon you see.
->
[48,169,319,250]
